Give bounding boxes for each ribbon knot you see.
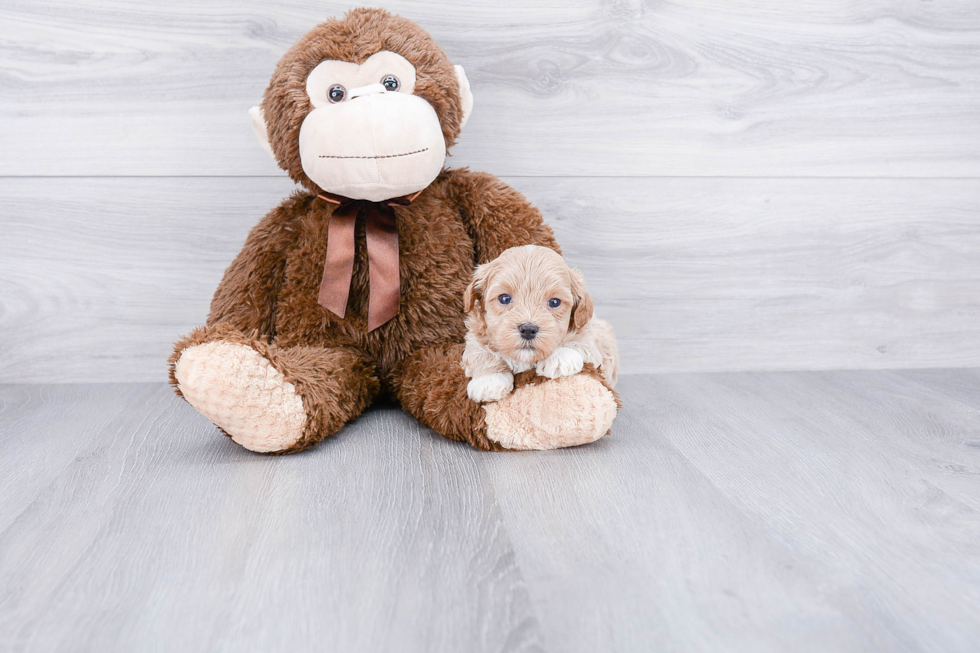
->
[316,191,419,331]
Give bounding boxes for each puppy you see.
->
[462,245,619,403]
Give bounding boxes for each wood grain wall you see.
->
[1,0,978,382]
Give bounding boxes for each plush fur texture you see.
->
[169,8,620,453]
[174,340,307,452]
[484,366,619,450]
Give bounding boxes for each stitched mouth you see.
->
[319,147,429,160]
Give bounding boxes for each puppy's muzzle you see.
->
[518,323,539,341]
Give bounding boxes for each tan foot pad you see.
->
[174,341,307,453]
[483,373,617,450]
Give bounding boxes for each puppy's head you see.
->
[464,245,593,363]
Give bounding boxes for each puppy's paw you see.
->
[467,372,514,403]
[536,347,585,379]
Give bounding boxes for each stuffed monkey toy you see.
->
[169,8,619,453]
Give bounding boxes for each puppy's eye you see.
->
[548,298,562,308]
[328,85,346,103]
[498,294,512,305]
[381,74,400,91]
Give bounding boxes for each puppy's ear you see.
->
[464,262,490,314]
[463,277,482,314]
[570,267,594,330]
[464,264,491,336]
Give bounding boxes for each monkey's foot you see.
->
[173,341,307,453]
[483,373,617,450]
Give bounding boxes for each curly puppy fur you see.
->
[169,8,619,453]
[461,246,619,403]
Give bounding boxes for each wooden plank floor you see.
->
[2,370,978,652]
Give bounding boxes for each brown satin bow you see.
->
[316,191,420,331]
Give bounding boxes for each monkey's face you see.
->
[251,10,474,202]
[298,51,447,201]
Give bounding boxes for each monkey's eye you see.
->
[548,298,562,308]
[328,85,346,103]
[498,294,512,305]
[381,74,400,92]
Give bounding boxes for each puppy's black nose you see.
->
[518,323,539,340]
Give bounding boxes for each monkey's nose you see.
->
[348,83,387,99]
[518,323,539,340]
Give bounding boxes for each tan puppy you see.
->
[462,245,619,403]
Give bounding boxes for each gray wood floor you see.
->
[2,370,978,652]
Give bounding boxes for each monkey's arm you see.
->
[168,193,309,395]
[444,169,560,263]
[168,193,381,453]
[205,192,310,335]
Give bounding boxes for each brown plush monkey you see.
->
[169,8,619,453]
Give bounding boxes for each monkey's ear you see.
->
[248,106,275,159]
[454,65,474,129]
